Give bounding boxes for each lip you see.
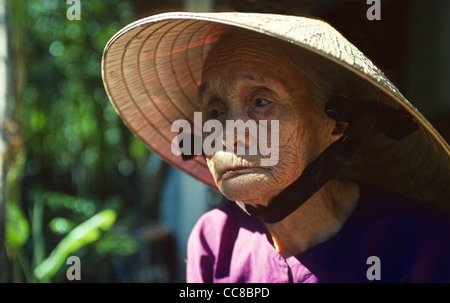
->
[211,151,267,182]
[221,167,253,180]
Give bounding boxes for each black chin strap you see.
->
[180,95,418,223]
[244,96,418,223]
[244,134,362,223]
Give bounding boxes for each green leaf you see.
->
[49,217,75,234]
[34,209,116,281]
[6,203,30,248]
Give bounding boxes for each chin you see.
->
[217,173,275,206]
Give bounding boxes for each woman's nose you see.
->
[222,118,257,155]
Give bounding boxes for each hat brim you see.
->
[102,12,450,211]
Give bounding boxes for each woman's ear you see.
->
[328,92,349,142]
[331,120,348,141]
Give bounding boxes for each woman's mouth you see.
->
[221,167,253,180]
[210,151,269,183]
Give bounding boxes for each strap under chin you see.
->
[244,132,363,223]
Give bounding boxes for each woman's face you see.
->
[199,30,339,208]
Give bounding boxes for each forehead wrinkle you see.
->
[202,47,297,94]
[201,70,270,96]
[237,73,256,81]
[202,56,288,90]
[204,48,285,71]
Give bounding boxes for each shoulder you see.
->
[189,203,242,236]
[187,202,257,255]
[186,202,261,282]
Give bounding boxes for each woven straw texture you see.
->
[102,12,450,211]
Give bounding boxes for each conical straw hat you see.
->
[102,12,450,211]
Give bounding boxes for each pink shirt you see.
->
[186,184,450,283]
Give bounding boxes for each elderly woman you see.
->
[102,13,450,282]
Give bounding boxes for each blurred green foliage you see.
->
[22,0,145,198]
[34,209,116,281]
[6,203,29,249]
[4,0,156,282]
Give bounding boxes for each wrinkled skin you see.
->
[200,30,338,207]
[199,29,359,257]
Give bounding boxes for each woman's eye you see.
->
[254,98,271,107]
[207,109,224,120]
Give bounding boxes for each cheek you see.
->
[278,116,311,161]
[274,114,328,179]
[271,127,308,185]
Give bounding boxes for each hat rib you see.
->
[105,20,215,186]
[149,20,214,171]
[170,20,204,111]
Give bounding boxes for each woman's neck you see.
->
[263,178,360,258]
